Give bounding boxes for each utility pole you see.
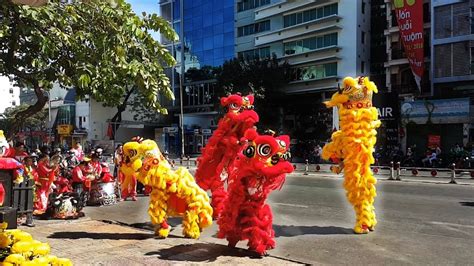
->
[179,0,185,157]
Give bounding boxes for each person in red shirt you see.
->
[33,154,57,215]
[13,142,29,162]
[90,154,102,182]
[72,157,95,200]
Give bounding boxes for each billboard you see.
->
[393,0,424,90]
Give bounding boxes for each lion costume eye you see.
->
[243,145,255,158]
[257,144,272,157]
[229,103,239,110]
[278,140,286,148]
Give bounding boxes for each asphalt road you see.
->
[84,172,474,265]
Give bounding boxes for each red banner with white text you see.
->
[393,0,424,90]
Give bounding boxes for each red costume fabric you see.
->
[217,128,294,255]
[34,160,56,214]
[195,94,259,218]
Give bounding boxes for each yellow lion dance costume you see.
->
[121,139,213,239]
[322,76,381,234]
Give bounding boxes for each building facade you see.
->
[160,0,235,155]
[0,76,20,114]
[382,0,474,157]
[234,0,371,159]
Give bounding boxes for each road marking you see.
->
[274,203,308,208]
[430,221,474,229]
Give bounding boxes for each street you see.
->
[81,172,474,265]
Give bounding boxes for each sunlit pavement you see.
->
[67,172,474,265]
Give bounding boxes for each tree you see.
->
[0,0,177,138]
[0,104,48,138]
[216,56,291,131]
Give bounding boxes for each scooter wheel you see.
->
[373,167,379,174]
[431,170,437,177]
[316,165,321,171]
[470,171,474,178]
[412,169,418,176]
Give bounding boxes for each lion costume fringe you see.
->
[322,76,381,234]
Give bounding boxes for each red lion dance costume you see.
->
[195,94,259,218]
[217,128,293,255]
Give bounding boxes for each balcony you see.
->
[255,18,341,46]
[391,48,405,60]
[254,0,333,21]
[391,81,430,95]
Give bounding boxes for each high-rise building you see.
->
[384,0,431,96]
[384,0,474,155]
[432,1,473,97]
[160,0,235,155]
[235,0,371,149]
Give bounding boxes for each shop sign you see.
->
[163,127,178,133]
[57,124,73,135]
[202,129,212,134]
[373,92,400,121]
[193,129,200,134]
[401,98,470,123]
[428,135,441,148]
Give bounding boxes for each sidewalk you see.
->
[21,218,298,265]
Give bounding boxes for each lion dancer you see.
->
[195,94,259,218]
[33,154,57,215]
[217,129,293,255]
[322,76,381,234]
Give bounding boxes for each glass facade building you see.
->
[167,0,235,70]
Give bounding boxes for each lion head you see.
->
[324,76,378,109]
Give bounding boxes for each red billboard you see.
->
[393,0,424,90]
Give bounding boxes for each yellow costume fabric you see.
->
[0,222,72,265]
[122,139,212,239]
[322,76,381,234]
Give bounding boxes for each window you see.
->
[471,8,474,34]
[238,47,271,60]
[284,32,337,55]
[361,61,365,73]
[237,0,271,12]
[362,2,365,14]
[237,20,270,37]
[291,62,337,81]
[283,3,338,27]
[471,47,474,74]
[361,31,366,44]
[9,88,13,94]
[11,101,16,106]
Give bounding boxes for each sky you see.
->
[127,0,162,40]
[127,0,160,16]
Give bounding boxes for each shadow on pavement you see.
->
[145,243,262,262]
[273,224,352,237]
[460,201,474,207]
[48,231,153,240]
[128,217,182,231]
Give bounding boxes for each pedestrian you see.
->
[71,143,84,162]
[33,154,57,215]
[314,144,322,164]
[113,144,123,177]
[72,157,95,204]
[13,142,28,162]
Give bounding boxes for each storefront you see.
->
[400,98,470,156]
[373,92,400,153]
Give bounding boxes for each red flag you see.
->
[393,0,424,90]
[107,123,114,140]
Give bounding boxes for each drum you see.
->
[47,192,83,219]
[88,182,117,206]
